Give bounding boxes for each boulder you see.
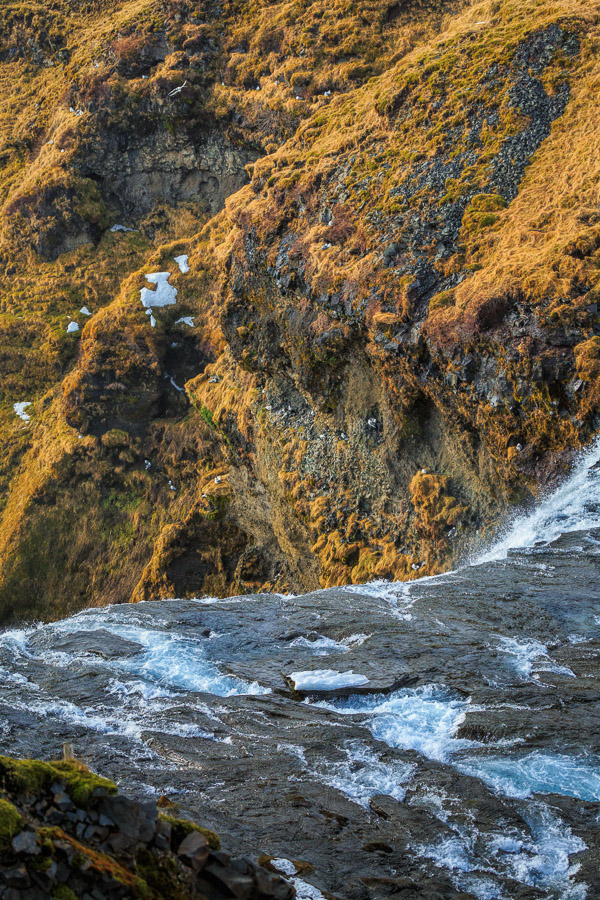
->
[177,830,209,871]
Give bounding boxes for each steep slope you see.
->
[0,0,599,621]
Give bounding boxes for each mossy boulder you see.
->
[0,798,24,853]
[159,814,221,850]
[0,756,117,808]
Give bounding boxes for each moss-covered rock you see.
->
[0,798,24,853]
[159,814,221,850]
[0,754,292,899]
[0,756,117,808]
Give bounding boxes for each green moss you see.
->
[51,760,117,807]
[199,405,217,430]
[136,847,186,899]
[159,814,220,850]
[0,798,24,852]
[0,756,117,809]
[461,193,507,236]
[75,179,110,229]
[0,758,55,796]
[53,888,78,900]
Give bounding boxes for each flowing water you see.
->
[2,445,600,898]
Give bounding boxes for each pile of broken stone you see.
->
[0,763,294,900]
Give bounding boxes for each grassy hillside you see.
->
[0,0,599,621]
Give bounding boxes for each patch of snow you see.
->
[14,402,31,422]
[174,254,189,274]
[110,224,136,233]
[150,315,156,328]
[144,460,152,470]
[80,306,91,316]
[175,316,195,327]
[289,669,369,690]
[293,879,326,900]
[271,859,297,877]
[140,272,178,309]
[66,322,79,334]
[169,376,184,393]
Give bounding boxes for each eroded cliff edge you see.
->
[1,0,600,621]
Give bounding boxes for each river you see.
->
[2,445,600,898]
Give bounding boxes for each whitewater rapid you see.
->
[475,437,600,562]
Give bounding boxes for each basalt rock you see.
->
[0,755,294,900]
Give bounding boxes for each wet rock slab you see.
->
[30,627,143,660]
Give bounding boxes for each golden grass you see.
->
[1,0,599,613]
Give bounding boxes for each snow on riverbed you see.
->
[289,669,369,690]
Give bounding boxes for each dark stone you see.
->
[202,860,255,900]
[30,859,57,892]
[363,841,393,854]
[106,832,136,854]
[154,832,169,850]
[3,866,30,889]
[382,242,401,267]
[11,830,40,856]
[53,790,73,812]
[97,795,157,841]
[178,830,209,871]
[46,807,64,825]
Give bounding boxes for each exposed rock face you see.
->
[0,0,599,620]
[0,755,293,900]
[85,129,257,224]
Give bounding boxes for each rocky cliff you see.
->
[1,0,600,621]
